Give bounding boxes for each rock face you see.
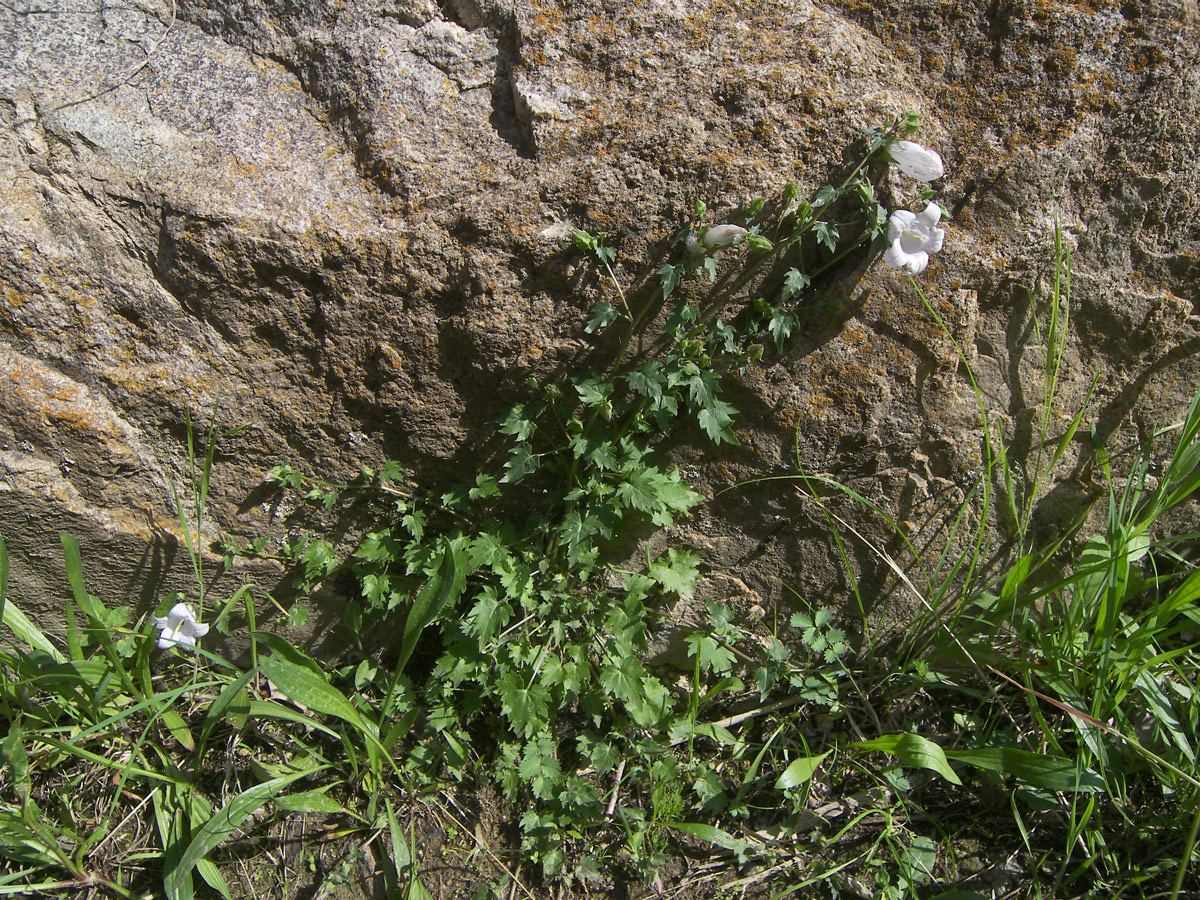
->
[1,0,1198,646]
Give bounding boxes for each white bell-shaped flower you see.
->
[153,602,209,651]
[884,203,946,275]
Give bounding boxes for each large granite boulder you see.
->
[1,0,1197,648]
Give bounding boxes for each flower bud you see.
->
[887,140,944,182]
[701,224,749,250]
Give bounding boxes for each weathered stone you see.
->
[1,0,1198,652]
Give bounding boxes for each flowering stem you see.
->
[602,259,634,324]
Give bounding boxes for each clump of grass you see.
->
[0,417,452,899]
[772,227,1200,899]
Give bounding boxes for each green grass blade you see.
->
[0,596,65,663]
[729,722,786,811]
[664,821,755,859]
[384,796,407,897]
[1171,802,1200,900]
[1133,669,1195,764]
[34,735,191,787]
[171,483,203,601]
[64,680,220,746]
[59,533,100,621]
[159,708,195,752]
[199,667,256,743]
[250,631,324,676]
[59,534,138,697]
[258,654,375,738]
[945,747,1104,793]
[195,858,232,900]
[161,801,194,900]
[0,533,7,637]
[273,788,345,814]
[0,724,30,800]
[165,769,316,900]
[245,699,341,740]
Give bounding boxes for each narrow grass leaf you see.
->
[0,596,64,663]
[1133,670,1195,763]
[384,796,409,895]
[153,794,192,900]
[2,802,67,870]
[259,655,374,738]
[250,632,324,677]
[1000,553,1033,606]
[731,723,786,811]
[851,734,961,785]
[0,534,6,635]
[66,680,216,746]
[36,735,191,786]
[32,658,107,688]
[195,859,232,900]
[945,747,1104,793]
[60,533,102,620]
[666,822,754,860]
[246,699,341,740]
[274,788,345,814]
[59,534,138,695]
[384,796,405,880]
[166,770,314,900]
[201,668,256,738]
[1156,567,1200,629]
[0,881,90,897]
[248,752,326,782]
[0,726,29,800]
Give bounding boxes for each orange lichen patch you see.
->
[1044,47,1079,77]
[1,451,184,547]
[99,360,220,413]
[378,342,404,371]
[0,348,142,464]
[824,0,1145,160]
[803,393,836,418]
[530,3,567,37]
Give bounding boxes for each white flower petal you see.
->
[883,241,907,270]
[884,240,928,274]
[168,602,196,623]
[884,203,946,275]
[887,209,917,242]
[917,202,942,227]
[888,141,944,182]
[153,602,206,652]
[924,226,945,255]
[702,224,748,249]
[904,252,929,275]
[898,227,931,255]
